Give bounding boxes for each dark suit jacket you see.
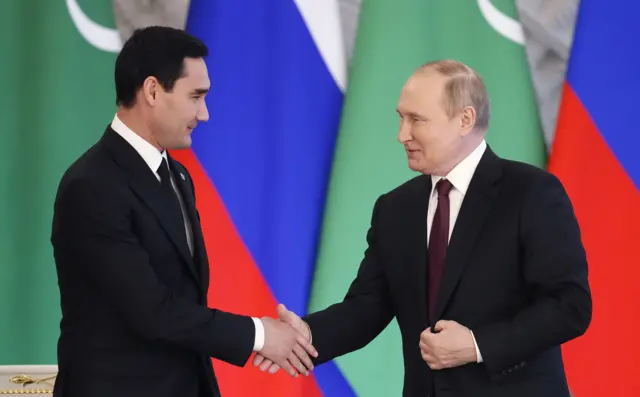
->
[304,146,592,397]
[50,127,255,397]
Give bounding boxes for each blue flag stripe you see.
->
[186,0,356,395]
[566,0,640,189]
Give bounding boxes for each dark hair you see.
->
[114,26,208,107]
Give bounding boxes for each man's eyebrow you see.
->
[192,88,209,95]
[397,109,424,118]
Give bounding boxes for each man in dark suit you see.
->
[254,60,592,397]
[50,26,316,397]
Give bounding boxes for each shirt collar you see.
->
[111,114,166,173]
[430,139,487,196]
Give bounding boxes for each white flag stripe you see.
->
[294,0,348,92]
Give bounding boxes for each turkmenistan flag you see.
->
[0,0,119,364]
[307,0,546,395]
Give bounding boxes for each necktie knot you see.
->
[436,179,453,197]
[157,158,171,184]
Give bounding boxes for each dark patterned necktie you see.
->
[157,158,188,242]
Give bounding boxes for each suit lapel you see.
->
[169,156,209,291]
[406,176,432,327]
[433,148,502,321]
[101,128,201,286]
[128,176,198,281]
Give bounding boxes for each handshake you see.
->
[253,304,316,378]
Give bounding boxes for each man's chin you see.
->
[407,159,422,173]
[168,137,192,151]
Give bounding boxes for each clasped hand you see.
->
[256,304,315,377]
[419,320,477,370]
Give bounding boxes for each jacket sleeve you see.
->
[473,173,592,378]
[304,195,395,364]
[51,177,255,367]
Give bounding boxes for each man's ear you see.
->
[142,76,160,106]
[459,106,476,136]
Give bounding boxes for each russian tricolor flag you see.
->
[549,0,640,395]
[170,0,355,395]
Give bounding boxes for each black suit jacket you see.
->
[304,146,592,397]
[50,127,255,397]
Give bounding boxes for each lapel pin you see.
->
[180,173,186,180]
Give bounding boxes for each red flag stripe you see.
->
[171,148,324,397]
[550,83,640,397]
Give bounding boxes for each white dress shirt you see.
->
[111,114,265,351]
[427,139,487,362]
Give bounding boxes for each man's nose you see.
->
[197,101,209,122]
[398,120,412,143]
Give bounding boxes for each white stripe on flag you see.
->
[294,0,347,92]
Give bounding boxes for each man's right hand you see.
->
[259,313,317,377]
[254,304,312,374]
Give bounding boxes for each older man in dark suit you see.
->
[255,59,591,397]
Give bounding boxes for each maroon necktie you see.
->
[428,178,453,321]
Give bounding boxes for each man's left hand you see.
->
[420,320,477,370]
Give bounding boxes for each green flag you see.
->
[307,0,545,395]
[0,0,119,364]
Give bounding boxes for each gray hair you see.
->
[419,60,491,132]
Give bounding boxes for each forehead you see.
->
[176,57,210,88]
[397,71,447,113]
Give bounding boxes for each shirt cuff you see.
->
[252,317,264,351]
[470,330,483,362]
